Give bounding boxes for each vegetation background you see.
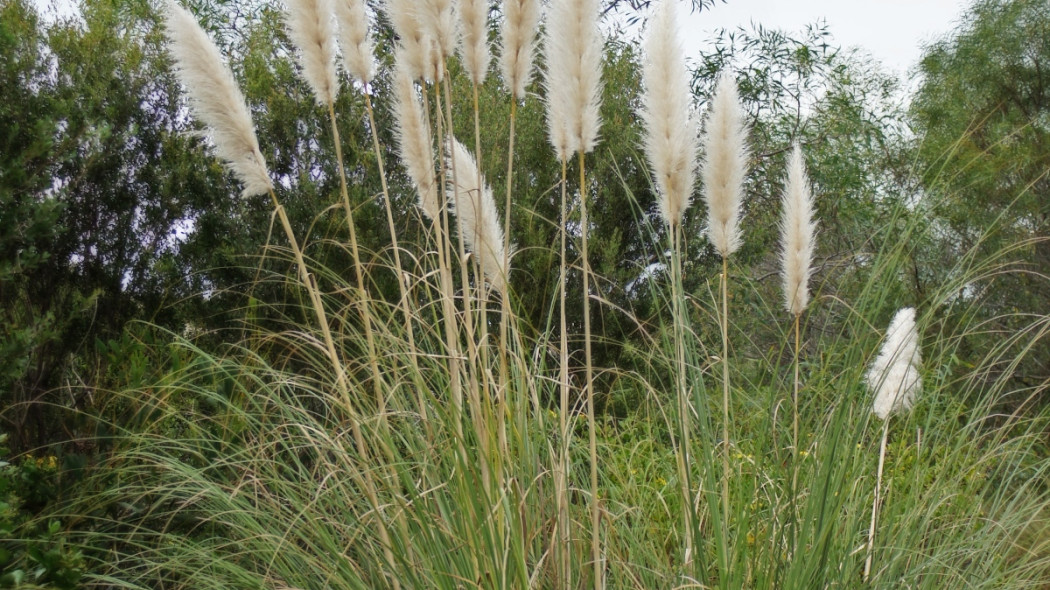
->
[1,0,1048,587]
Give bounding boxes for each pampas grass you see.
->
[640,0,698,570]
[392,58,440,220]
[544,0,603,161]
[385,0,440,82]
[702,73,748,258]
[780,144,816,318]
[500,0,540,100]
[162,0,272,197]
[544,0,604,584]
[284,0,339,105]
[334,0,374,84]
[779,142,817,495]
[701,71,749,543]
[864,307,923,581]
[420,0,457,62]
[867,307,923,419]
[448,138,507,294]
[458,0,490,86]
[641,0,697,230]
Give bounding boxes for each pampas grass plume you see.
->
[458,0,491,85]
[867,307,922,420]
[448,138,508,293]
[392,56,440,220]
[779,143,817,316]
[544,0,603,160]
[641,0,698,229]
[163,0,272,197]
[701,73,749,257]
[285,0,339,105]
[420,0,457,61]
[500,0,540,99]
[386,0,441,82]
[334,0,375,84]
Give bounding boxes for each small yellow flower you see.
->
[799,450,809,458]
[746,532,756,546]
[654,477,667,487]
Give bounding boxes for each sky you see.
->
[673,0,972,78]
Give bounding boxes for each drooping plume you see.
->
[419,0,457,61]
[701,72,749,257]
[284,0,339,105]
[448,138,508,293]
[867,308,922,420]
[163,1,272,197]
[334,0,375,84]
[544,0,603,161]
[386,0,442,82]
[458,0,491,85]
[641,0,698,229]
[500,0,540,99]
[779,143,817,316]
[392,55,440,220]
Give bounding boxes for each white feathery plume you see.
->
[641,0,698,229]
[334,0,375,84]
[500,0,540,99]
[458,0,491,86]
[163,1,272,197]
[867,308,922,420]
[392,55,440,220]
[779,143,817,316]
[544,0,603,161]
[701,72,749,257]
[284,0,340,105]
[419,0,458,61]
[386,0,442,82]
[448,138,508,293]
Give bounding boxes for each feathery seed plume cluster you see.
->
[867,307,922,420]
[458,0,491,85]
[448,139,508,293]
[419,0,457,61]
[500,0,540,99]
[284,0,339,105]
[544,0,603,161]
[334,0,375,84]
[701,73,749,256]
[386,0,441,82]
[392,57,440,220]
[779,144,817,316]
[163,0,272,197]
[641,0,698,229]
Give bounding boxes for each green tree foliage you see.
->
[0,0,233,451]
[912,0,1050,393]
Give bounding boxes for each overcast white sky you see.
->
[673,0,971,77]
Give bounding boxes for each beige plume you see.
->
[162,0,272,197]
[386,0,443,82]
[641,0,698,229]
[779,144,817,316]
[458,0,491,86]
[544,0,603,161]
[701,72,749,257]
[392,55,440,220]
[500,0,540,99]
[334,0,375,84]
[284,0,339,105]
[867,308,922,420]
[448,138,508,293]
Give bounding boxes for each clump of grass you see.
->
[45,3,1050,590]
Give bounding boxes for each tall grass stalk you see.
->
[701,73,749,544]
[778,143,816,498]
[640,0,700,571]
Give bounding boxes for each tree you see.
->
[912,0,1050,393]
